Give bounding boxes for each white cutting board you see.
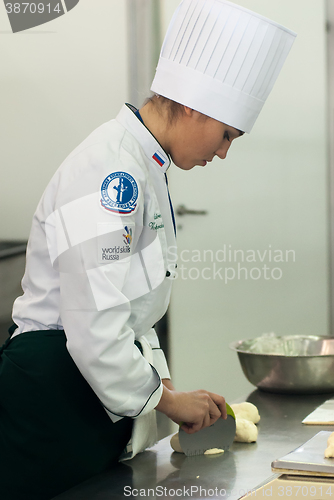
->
[302,398,334,425]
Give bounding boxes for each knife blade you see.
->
[178,403,236,456]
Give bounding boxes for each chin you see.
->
[174,160,195,171]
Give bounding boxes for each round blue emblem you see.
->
[100,171,139,215]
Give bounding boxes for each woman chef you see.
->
[0,1,296,499]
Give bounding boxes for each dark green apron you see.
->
[0,330,133,500]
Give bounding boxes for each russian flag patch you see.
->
[152,152,165,167]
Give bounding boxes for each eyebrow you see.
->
[237,129,245,137]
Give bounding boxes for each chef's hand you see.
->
[155,386,227,434]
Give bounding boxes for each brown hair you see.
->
[144,94,185,125]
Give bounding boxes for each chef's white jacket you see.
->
[12,104,177,423]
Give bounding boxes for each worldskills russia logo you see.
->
[3,0,80,33]
[123,226,132,246]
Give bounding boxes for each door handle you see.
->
[175,204,208,216]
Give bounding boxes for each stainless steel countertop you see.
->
[52,390,334,499]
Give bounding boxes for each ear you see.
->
[183,106,194,117]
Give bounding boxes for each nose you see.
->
[216,142,231,160]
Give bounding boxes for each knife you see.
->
[178,403,236,457]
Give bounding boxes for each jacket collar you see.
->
[116,104,171,173]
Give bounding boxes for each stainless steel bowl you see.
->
[230,335,334,394]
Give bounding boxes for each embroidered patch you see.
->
[148,213,164,231]
[100,172,139,215]
[152,152,165,167]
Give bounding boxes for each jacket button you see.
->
[166,271,171,277]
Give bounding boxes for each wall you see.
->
[0,0,129,240]
[327,0,334,334]
[162,0,330,401]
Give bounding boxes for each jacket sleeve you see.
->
[48,165,165,422]
[144,328,171,380]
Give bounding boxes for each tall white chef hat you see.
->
[150,0,296,133]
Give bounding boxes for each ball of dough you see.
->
[234,418,258,443]
[328,432,334,446]
[325,444,334,458]
[170,433,184,453]
[231,402,260,424]
[204,448,224,455]
[325,432,334,457]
